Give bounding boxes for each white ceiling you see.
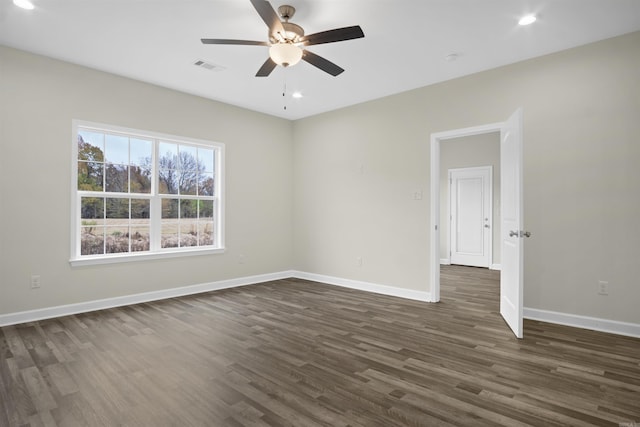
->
[2,0,640,120]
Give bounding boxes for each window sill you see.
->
[70,247,226,267]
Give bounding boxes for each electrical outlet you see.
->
[597,280,609,296]
[31,275,41,289]
[356,257,363,268]
[238,254,246,264]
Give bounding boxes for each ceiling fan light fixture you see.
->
[269,43,303,67]
[201,0,365,77]
[270,22,304,44]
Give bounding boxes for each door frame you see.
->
[429,121,504,303]
[448,166,493,268]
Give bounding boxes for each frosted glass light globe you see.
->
[269,43,303,67]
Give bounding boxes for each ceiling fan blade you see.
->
[249,0,285,36]
[256,57,277,77]
[201,39,269,46]
[300,25,364,46]
[302,50,344,76]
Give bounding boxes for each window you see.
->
[71,121,224,265]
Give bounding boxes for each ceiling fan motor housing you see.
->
[268,5,304,43]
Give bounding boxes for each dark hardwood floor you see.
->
[1,265,639,426]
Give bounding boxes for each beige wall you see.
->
[293,31,640,324]
[292,105,431,291]
[2,31,639,326]
[440,133,501,265]
[0,46,294,315]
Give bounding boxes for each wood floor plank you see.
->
[1,265,639,426]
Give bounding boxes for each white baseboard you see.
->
[3,269,637,340]
[490,263,501,271]
[292,271,431,302]
[1,270,430,327]
[0,271,295,327]
[524,307,640,339]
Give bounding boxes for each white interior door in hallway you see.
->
[449,166,492,268]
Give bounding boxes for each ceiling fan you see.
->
[201,0,364,77]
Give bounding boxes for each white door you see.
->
[450,167,491,268]
[500,109,524,338]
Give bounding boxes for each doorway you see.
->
[429,109,525,338]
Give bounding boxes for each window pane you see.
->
[131,199,150,219]
[179,145,198,171]
[105,164,129,193]
[180,221,198,247]
[106,198,129,226]
[198,200,214,219]
[180,199,197,219]
[130,138,152,167]
[78,161,104,191]
[81,197,104,224]
[159,142,178,169]
[105,134,129,164]
[81,226,104,255]
[105,226,129,253]
[161,222,179,248]
[198,222,213,246]
[131,226,150,252]
[179,171,197,195]
[198,147,214,173]
[162,199,178,219]
[78,131,104,162]
[198,172,214,196]
[159,169,179,194]
[130,166,151,193]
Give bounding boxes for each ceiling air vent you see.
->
[193,59,225,72]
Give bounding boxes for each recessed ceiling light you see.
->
[518,14,537,26]
[13,0,34,9]
[444,53,459,62]
[292,91,303,99]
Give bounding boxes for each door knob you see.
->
[522,231,531,238]
[484,224,490,228]
[509,230,518,237]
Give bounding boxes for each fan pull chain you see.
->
[282,72,287,111]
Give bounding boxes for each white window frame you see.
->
[70,120,225,266]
